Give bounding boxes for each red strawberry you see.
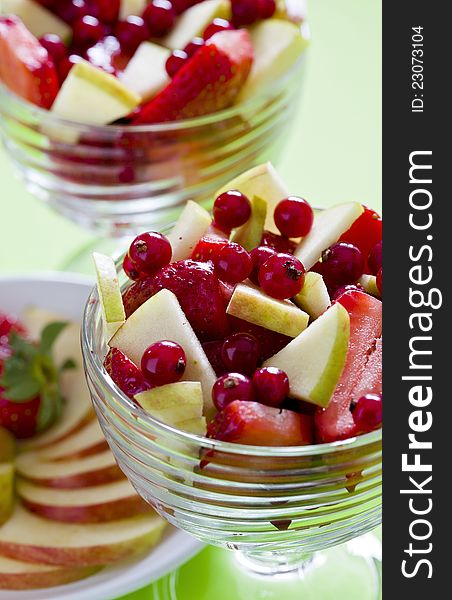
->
[314,291,382,443]
[228,315,291,361]
[132,29,253,124]
[208,400,313,446]
[261,231,297,254]
[0,321,73,439]
[191,234,229,263]
[104,347,151,399]
[0,312,25,346]
[0,16,59,109]
[339,206,382,273]
[123,260,229,341]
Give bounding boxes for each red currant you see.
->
[183,36,204,57]
[55,0,90,24]
[258,0,276,18]
[253,367,289,407]
[212,373,255,411]
[376,268,382,294]
[213,190,251,233]
[215,243,252,284]
[274,196,314,238]
[203,18,234,40]
[368,240,382,275]
[321,242,364,287]
[128,231,172,275]
[115,16,150,53]
[258,253,305,300]
[88,0,120,24]
[123,254,145,281]
[142,0,176,37]
[231,0,260,27]
[39,34,67,63]
[58,53,84,82]
[221,333,260,375]
[72,15,106,49]
[249,245,277,285]
[141,340,186,386]
[260,230,297,254]
[353,393,382,434]
[165,49,188,77]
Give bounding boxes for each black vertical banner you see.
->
[383,1,448,597]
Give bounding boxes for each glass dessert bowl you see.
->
[0,1,309,237]
[81,164,382,598]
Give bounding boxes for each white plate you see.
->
[0,273,202,600]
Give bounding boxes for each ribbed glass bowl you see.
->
[81,261,382,572]
[0,26,309,237]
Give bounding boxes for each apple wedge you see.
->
[51,61,141,125]
[0,554,99,590]
[231,195,267,251]
[120,41,170,102]
[16,449,123,489]
[110,289,216,418]
[358,274,381,297]
[226,283,309,337]
[294,202,364,270]
[167,200,212,261]
[136,382,204,424]
[120,0,147,19]
[0,504,166,567]
[236,19,308,104]
[215,163,289,232]
[163,0,231,50]
[93,252,126,342]
[16,477,149,523]
[293,271,330,320]
[1,0,71,42]
[264,303,350,407]
[33,418,108,462]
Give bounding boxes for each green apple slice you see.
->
[51,61,141,125]
[136,382,204,424]
[167,200,212,261]
[163,0,231,50]
[215,163,288,232]
[93,252,126,342]
[120,42,170,102]
[120,0,147,19]
[176,417,207,436]
[293,272,330,320]
[231,195,267,251]
[264,303,350,407]
[1,0,71,42]
[294,202,364,271]
[227,283,309,337]
[235,19,308,104]
[110,289,216,418]
[358,274,381,297]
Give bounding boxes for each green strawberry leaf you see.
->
[2,379,41,401]
[60,358,77,372]
[40,322,69,355]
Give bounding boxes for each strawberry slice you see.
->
[314,291,382,443]
[339,206,382,273]
[208,400,313,446]
[122,260,230,341]
[104,348,151,399]
[0,16,59,109]
[191,234,229,263]
[132,29,253,124]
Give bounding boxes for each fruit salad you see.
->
[0,307,166,590]
[96,162,382,446]
[0,0,308,125]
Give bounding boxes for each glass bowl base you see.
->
[152,534,381,600]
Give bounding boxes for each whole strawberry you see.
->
[0,321,74,439]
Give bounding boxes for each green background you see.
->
[0,0,381,598]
